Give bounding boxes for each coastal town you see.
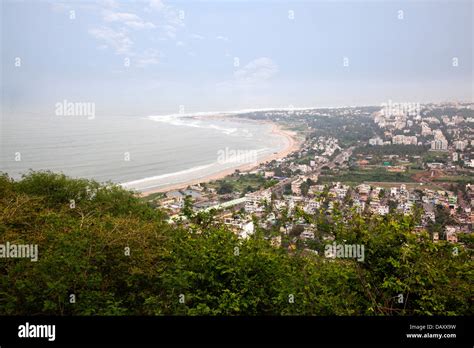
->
[2,0,473,340]
[143,101,473,252]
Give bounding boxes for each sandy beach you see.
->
[140,122,302,196]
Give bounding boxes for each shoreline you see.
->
[139,121,302,196]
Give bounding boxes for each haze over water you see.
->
[2,0,471,191]
[0,113,286,191]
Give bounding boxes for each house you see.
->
[445,226,458,243]
[377,205,389,215]
[244,190,271,213]
[239,221,255,239]
[291,177,305,196]
[300,230,315,240]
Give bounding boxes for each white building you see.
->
[244,190,271,213]
[369,137,384,146]
[239,221,255,239]
[445,226,458,243]
[454,140,467,151]
[392,134,417,145]
[291,177,305,196]
[421,123,432,136]
[431,130,448,151]
[431,139,448,151]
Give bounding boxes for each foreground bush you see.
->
[0,172,471,315]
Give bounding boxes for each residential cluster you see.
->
[370,102,474,168]
[149,102,473,252]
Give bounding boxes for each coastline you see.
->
[139,122,302,196]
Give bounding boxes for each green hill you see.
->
[0,172,471,315]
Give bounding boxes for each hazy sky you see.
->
[1,0,472,116]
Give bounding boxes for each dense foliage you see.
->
[0,172,472,315]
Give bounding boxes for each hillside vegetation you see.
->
[0,172,472,315]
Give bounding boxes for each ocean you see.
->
[0,113,287,192]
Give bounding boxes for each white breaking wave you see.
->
[147,115,238,135]
[145,106,339,136]
[120,147,271,191]
[145,105,341,119]
[120,162,216,189]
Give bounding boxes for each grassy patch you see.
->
[319,168,417,185]
[208,174,277,193]
[140,191,165,202]
[433,175,474,185]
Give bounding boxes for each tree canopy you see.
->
[0,172,472,315]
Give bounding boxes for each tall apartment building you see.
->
[431,130,448,151]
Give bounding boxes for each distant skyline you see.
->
[1,0,472,117]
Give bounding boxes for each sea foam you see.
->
[147,115,238,135]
